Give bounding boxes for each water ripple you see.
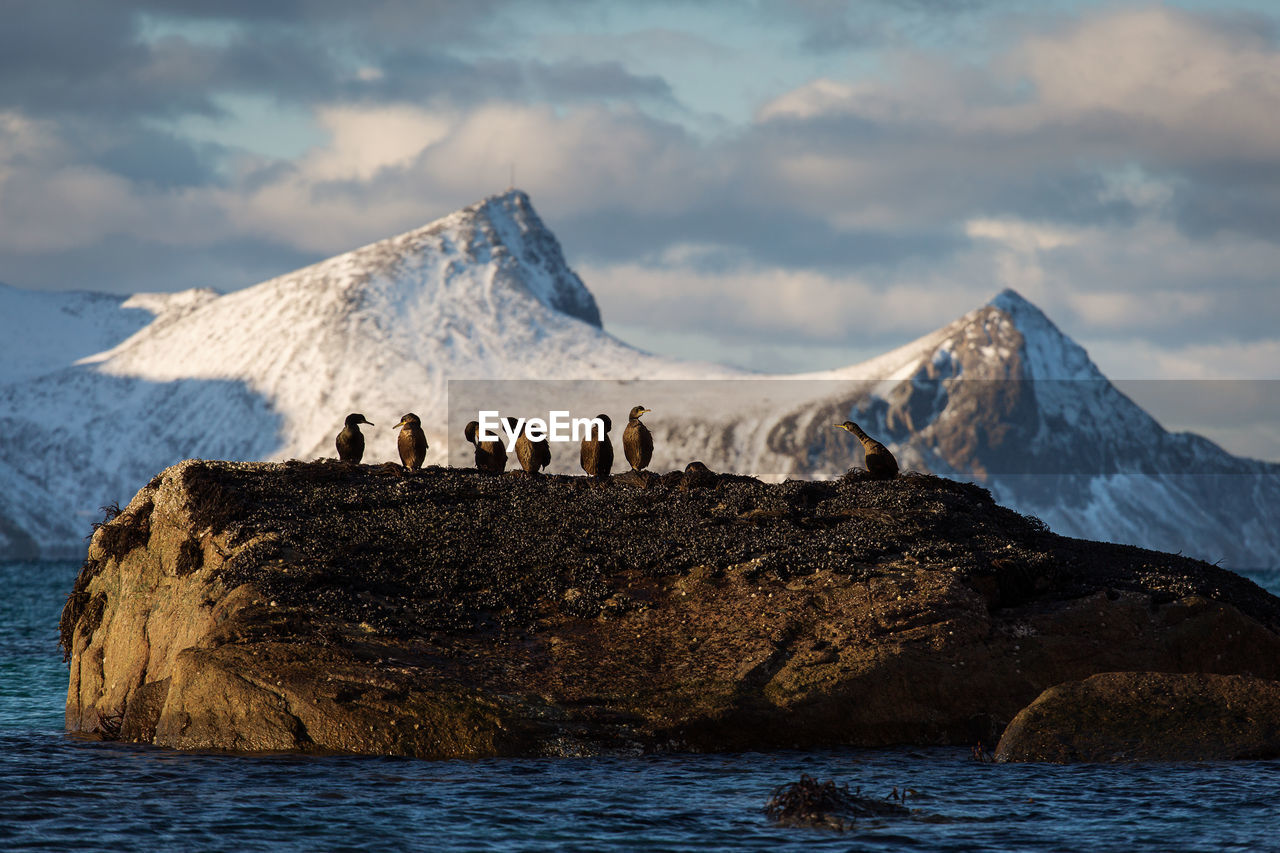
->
[5,561,1280,851]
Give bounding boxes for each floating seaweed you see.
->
[971,741,997,763]
[764,775,910,831]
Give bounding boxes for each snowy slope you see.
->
[804,290,1280,568]
[82,190,729,462]
[0,283,157,384]
[605,288,1280,567]
[0,190,1276,568]
[0,191,732,556]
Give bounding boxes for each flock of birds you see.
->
[334,407,899,480]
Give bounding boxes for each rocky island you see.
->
[61,460,1280,760]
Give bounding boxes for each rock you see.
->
[764,776,910,830]
[995,671,1280,763]
[61,459,1280,758]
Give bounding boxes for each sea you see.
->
[5,560,1280,852]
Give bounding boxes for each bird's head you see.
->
[596,414,612,434]
[394,413,420,430]
[628,405,651,420]
[464,420,479,445]
[346,413,373,428]
[833,421,859,433]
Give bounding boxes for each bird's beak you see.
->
[643,409,652,415]
[392,419,405,430]
[832,424,845,430]
[365,420,375,426]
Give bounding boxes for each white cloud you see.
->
[1063,289,1215,332]
[579,257,979,345]
[1090,338,1280,381]
[305,104,455,181]
[756,77,861,121]
[965,217,1083,251]
[207,100,716,254]
[0,111,227,253]
[759,7,1280,165]
[1010,7,1280,154]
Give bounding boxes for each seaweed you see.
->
[186,460,1280,638]
[80,592,107,641]
[60,499,152,661]
[764,775,910,830]
[94,498,152,561]
[181,462,245,536]
[174,537,203,577]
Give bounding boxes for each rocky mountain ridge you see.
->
[1,190,1276,567]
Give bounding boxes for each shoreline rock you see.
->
[61,459,1280,758]
[995,672,1280,763]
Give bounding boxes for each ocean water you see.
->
[5,560,1280,852]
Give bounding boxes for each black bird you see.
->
[680,460,716,490]
[393,413,428,470]
[622,405,653,472]
[579,413,613,479]
[833,420,898,480]
[515,419,551,475]
[336,413,373,463]
[465,420,507,474]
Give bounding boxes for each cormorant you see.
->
[392,413,428,470]
[833,421,898,480]
[515,419,551,475]
[680,460,716,490]
[336,413,373,463]
[622,405,653,472]
[579,413,613,479]
[465,420,507,474]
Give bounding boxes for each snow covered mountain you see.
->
[784,291,1280,569]
[0,191,723,556]
[1,189,1276,569]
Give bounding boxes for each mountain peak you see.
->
[979,288,1099,381]
[988,287,1035,313]
[433,189,603,327]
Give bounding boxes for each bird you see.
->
[465,420,507,474]
[392,413,428,470]
[336,413,373,463]
[833,421,898,480]
[579,413,614,479]
[515,419,551,475]
[680,460,716,490]
[622,405,653,472]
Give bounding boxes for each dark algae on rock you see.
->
[209,464,1058,633]
[764,775,911,831]
[62,459,1280,759]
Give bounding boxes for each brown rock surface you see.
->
[995,671,1280,762]
[61,459,1280,758]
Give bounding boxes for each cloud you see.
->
[755,7,1280,217]
[0,1,675,123]
[965,218,1082,252]
[779,0,995,54]
[2,1,1279,402]
[579,249,986,353]
[132,0,517,44]
[303,106,456,181]
[354,53,675,106]
[1010,8,1280,150]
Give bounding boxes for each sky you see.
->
[2,0,1278,456]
